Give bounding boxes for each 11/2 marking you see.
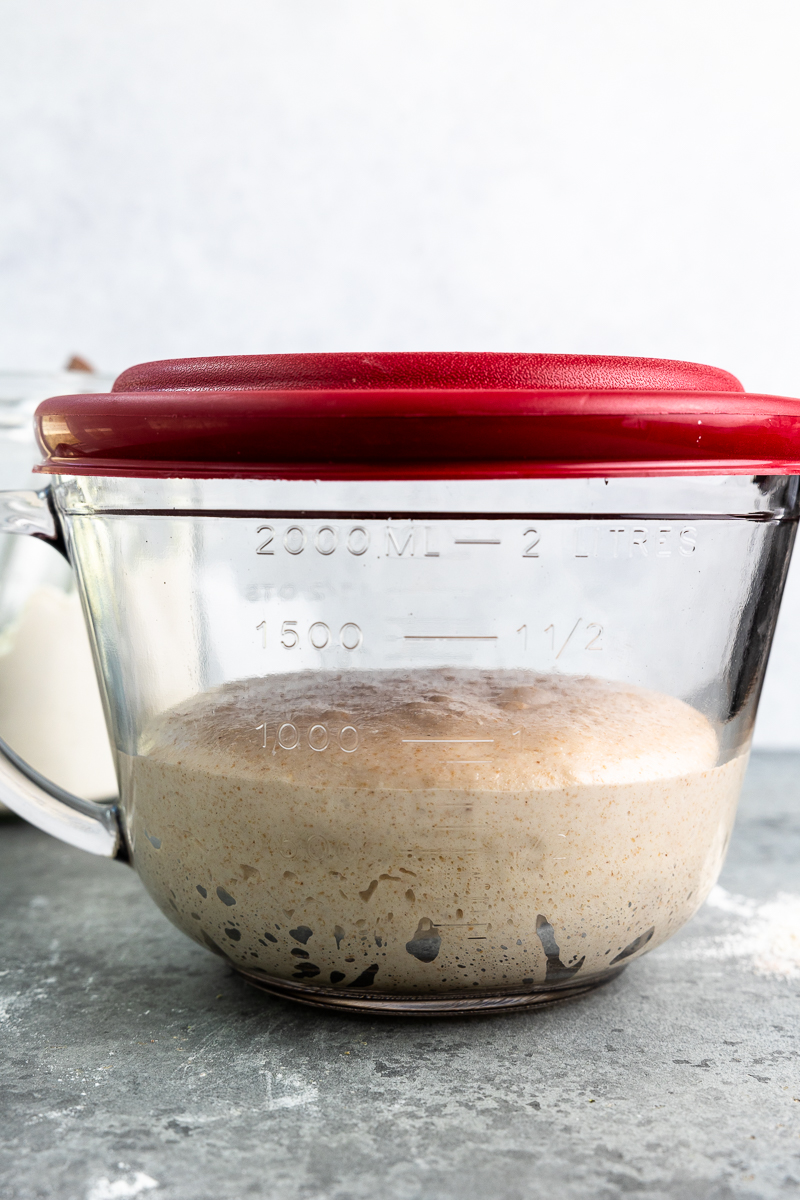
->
[517,619,603,655]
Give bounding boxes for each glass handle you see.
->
[0,487,124,859]
[0,486,61,542]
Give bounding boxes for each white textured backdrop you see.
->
[1,0,800,744]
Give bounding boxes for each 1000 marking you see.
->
[256,720,360,753]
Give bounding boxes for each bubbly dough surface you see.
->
[123,670,745,996]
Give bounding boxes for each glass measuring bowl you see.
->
[1,352,798,1015]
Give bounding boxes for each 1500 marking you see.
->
[257,620,363,650]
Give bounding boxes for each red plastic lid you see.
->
[34,352,800,479]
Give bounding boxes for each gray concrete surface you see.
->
[1,752,799,1200]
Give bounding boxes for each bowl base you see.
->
[233,964,626,1016]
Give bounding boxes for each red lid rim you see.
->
[33,459,800,481]
[33,353,800,479]
[35,388,800,480]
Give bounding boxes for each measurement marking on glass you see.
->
[544,617,582,659]
[400,729,494,739]
[434,819,489,824]
[453,538,502,545]
[435,920,489,925]
[402,847,481,854]
[438,827,489,833]
[404,635,498,640]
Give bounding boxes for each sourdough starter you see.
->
[123,670,746,994]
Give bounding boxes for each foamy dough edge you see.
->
[137,670,721,789]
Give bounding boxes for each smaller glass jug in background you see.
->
[0,365,117,804]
